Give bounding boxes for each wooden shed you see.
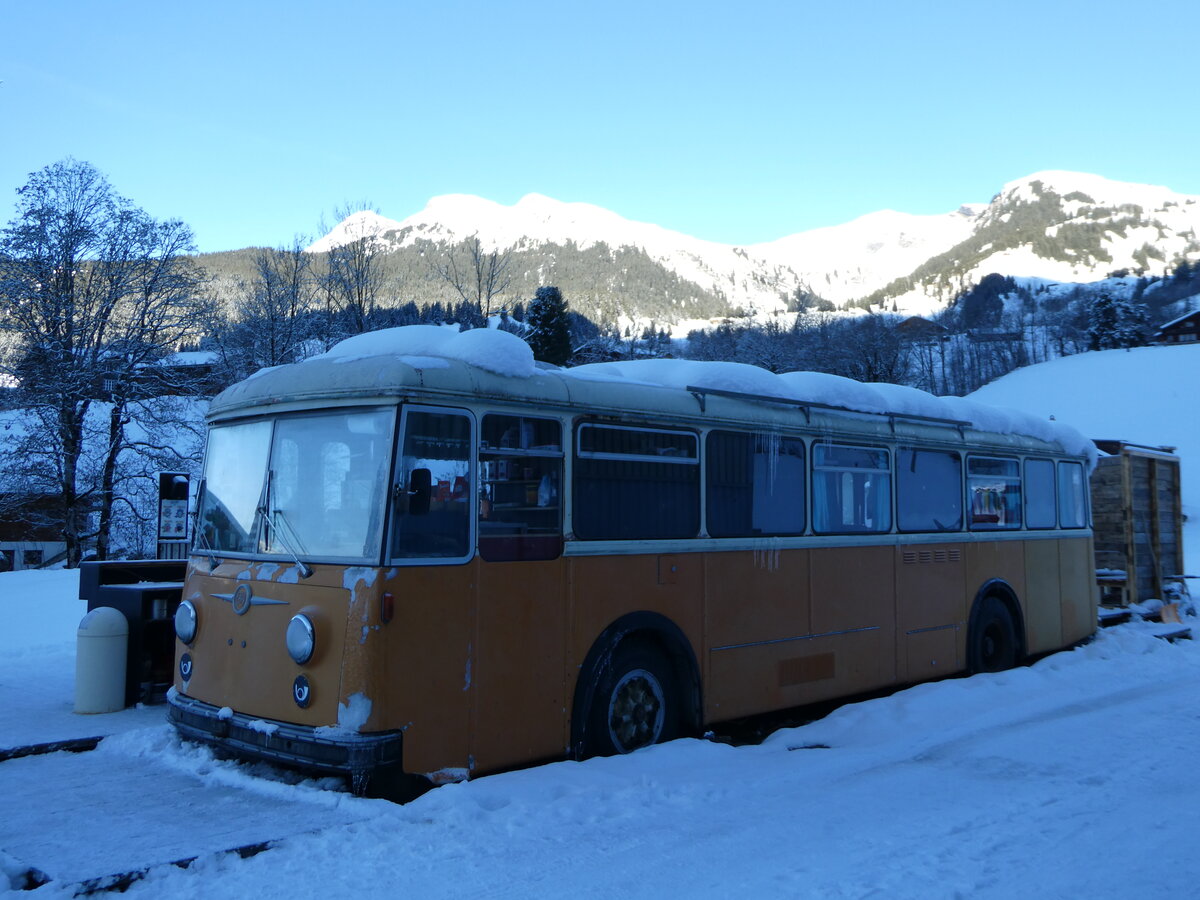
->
[1090,440,1185,606]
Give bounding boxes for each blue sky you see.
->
[2,0,1196,253]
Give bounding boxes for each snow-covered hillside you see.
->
[883,171,1200,314]
[969,342,1200,559]
[749,205,983,304]
[307,194,801,316]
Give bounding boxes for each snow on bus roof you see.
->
[307,326,1094,462]
[318,325,534,377]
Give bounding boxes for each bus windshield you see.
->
[197,408,395,562]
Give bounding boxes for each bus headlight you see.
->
[286,614,315,665]
[175,600,198,645]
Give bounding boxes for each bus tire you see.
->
[585,638,680,757]
[968,595,1018,674]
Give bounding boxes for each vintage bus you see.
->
[168,327,1096,794]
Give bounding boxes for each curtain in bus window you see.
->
[897,448,962,532]
[574,425,699,540]
[392,411,472,559]
[812,444,891,534]
[707,431,804,537]
[968,457,1021,530]
[1057,461,1088,528]
[1024,459,1057,529]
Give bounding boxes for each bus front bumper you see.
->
[167,690,404,778]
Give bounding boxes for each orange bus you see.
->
[168,328,1096,794]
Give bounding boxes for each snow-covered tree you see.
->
[0,159,208,564]
[525,286,572,365]
[1088,289,1149,350]
[432,235,514,317]
[211,239,317,382]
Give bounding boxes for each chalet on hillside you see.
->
[895,317,950,342]
[1152,309,1200,344]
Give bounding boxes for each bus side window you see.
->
[1024,459,1057,529]
[968,456,1021,530]
[1057,461,1088,528]
[391,409,473,561]
[478,414,563,562]
[707,431,805,537]
[812,444,891,534]
[897,448,962,533]
[574,423,699,540]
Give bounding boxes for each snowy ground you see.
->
[5,343,1200,897]
[2,568,1200,899]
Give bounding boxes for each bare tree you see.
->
[0,159,208,564]
[211,238,317,380]
[431,234,514,318]
[319,201,391,337]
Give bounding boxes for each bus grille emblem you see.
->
[211,585,289,616]
[232,584,253,615]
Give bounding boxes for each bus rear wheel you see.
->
[588,639,679,756]
[969,596,1018,673]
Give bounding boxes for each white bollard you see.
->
[75,607,129,714]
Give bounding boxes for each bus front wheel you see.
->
[586,639,680,757]
[969,596,1018,674]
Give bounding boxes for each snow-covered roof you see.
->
[209,326,1095,461]
[1154,307,1200,333]
[159,350,219,367]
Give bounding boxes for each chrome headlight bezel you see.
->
[175,599,198,645]
[286,614,315,665]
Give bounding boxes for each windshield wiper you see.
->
[265,471,313,579]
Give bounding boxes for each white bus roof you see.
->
[209,326,1096,462]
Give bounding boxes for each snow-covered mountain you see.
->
[749,205,984,304]
[870,171,1200,313]
[306,172,1200,320]
[308,194,805,317]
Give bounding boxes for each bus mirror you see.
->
[408,468,432,515]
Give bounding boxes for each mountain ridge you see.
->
[292,171,1200,322]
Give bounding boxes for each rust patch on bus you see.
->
[778,653,835,687]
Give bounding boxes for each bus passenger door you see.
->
[472,414,569,772]
[383,406,476,779]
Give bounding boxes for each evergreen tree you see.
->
[525,286,572,365]
[1112,294,1150,348]
[1088,288,1150,350]
[453,300,487,330]
[1087,290,1120,350]
[956,273,1010,330]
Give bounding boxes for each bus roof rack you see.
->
[684,385,972,432]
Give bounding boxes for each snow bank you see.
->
[0,569,86,657]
